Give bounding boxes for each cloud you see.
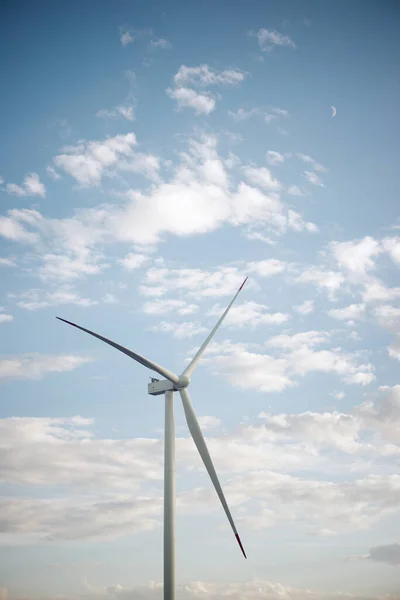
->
[2,135,319,285]
[150,320,207,339]
[167,65,245,115]
[294,300,314,315]
[166,87,216,114]
[0,257,16,267]
[149,37,171,50]
[120,29,134,46]
[143,299,199,316]
[140,259,286,299]
[0,314,13,324]
[207,301,289,328]
[96,104,135,121]
[252,28,296,51]
[198,330,375,392]
[0,211,40,244]
[228,106,288,124]
[6,173,46,198]
[266,150,286,165]
[0,353,93,380]
[297,154,327,172]
[331,236,382,276]
[197,416,222,430]
[117,253,150,270]
[53,132,137,186]
[296,267,345,299]
[355,384,400,443]
[0,579,395,600]
[382,236,400,264]
[303,171,324,187]
[328,303,365,322]
[10,286,97,310]
[46,165,60,180]
[287,185,306,196]
[243,166,282,191]
[366,543,400,566]
[173,65,246,87]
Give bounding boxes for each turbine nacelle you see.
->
[148,375,191,396]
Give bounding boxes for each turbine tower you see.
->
[56,277,248,600]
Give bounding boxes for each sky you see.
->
[0,0,400,598]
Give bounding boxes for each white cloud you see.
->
[46,165,60,180]
[287,185,306,196]
[54,132,137,186]
[10,287,97,310]
[303,170,324,187]
[382,236,400,264]
[166,87,216,114]
[96,104,135,121]
[0,314,13,324]
[228,106,288,124]
[149,37,171,50]
[232,471,400,535]
[252,28,296,51]
[167,65,245,115]
[362,278,400,303]
[228,107,261,121]
[243,166,282,191]
[331,236,382,275]
[0,257,16,267]
[355,385,400,443]
[328,303,365,321]
[140,259,286,299]
[388,339,400,361]
[38,253,107,282]
[0,210,40,244]
[117,252,150,270]
[266,150,286,165]
[120,30,133,46]
[296,267,345,299]
[197,416,222,430]
[101,293,117,304]
[199,331,375,392]
[118,152,162,182]
[6,173,46,198]
[1,136,320,282]
[245,231,276,245]
[294,300,314,315]
[207,301,290,328]
[297,154,327,172]
[0,353,93,380]
[173,64,246,87]
[150,320,207,339]
[143,299,198,316]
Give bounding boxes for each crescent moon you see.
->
[331,105,337,118]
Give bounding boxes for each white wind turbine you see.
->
[56,277,248,600]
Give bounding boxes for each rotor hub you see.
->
[176,375,190,389]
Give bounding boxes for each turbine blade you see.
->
[56,317,179,384]
[179,388,247,559]
[182,277,247,378]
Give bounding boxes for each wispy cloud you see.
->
[6,173,46,198]
[251,28,296,52]
[0,353,93,380]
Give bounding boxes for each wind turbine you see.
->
[56,276,248,600]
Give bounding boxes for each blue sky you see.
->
[1,1,400,598]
